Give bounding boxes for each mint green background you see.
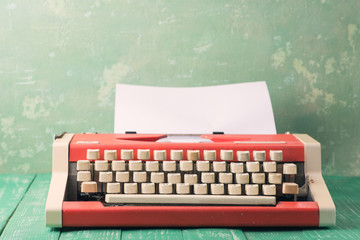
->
[0,0,359,175]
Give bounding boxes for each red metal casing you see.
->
[62,201,319,227]
[64,133,317,227]
[69,134,304,162]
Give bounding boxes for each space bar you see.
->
[105,194,276,205]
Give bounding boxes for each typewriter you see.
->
[45,132,335,227]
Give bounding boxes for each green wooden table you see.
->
[0,174,359,240]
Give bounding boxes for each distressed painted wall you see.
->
[0,0,359,175]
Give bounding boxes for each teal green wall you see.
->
[0,0,359,175]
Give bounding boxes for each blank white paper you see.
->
[114,82,276,134]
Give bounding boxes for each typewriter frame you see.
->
[45,133,335,227]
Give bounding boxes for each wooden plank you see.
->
[0,174,35,235]
[243,176,360,239]
[121,229,182,240]
[60,228,121,240]
[182,228,247,240]
[243,228,304,240]
[0,174,61,240]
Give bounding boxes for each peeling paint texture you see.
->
[0,0,359,175]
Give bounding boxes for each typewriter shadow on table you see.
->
[56,226,328,233]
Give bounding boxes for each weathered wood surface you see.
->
[122,229,183,240]
[0,175,359,239]
[0,174,34,235]
[59,228,122,240]
[183,228,247,240]
[0,174,59,240]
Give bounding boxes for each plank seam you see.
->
[0,174,36,237]
[243,228,250,240]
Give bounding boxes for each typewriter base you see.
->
[62,201,319,227]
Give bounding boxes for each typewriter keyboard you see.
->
[71,149,306,206]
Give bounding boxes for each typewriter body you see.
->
[45,132,335,227]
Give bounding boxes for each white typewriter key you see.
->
[283,163,297,175]
[213,161,226,172]
[263,162,277,172]
[107,183,121,194]
[162,161,176,172]
[211,184,225,195]
[270,150,283,161]
[112,160,126,171]
[180,160,193,171]
[124,183,138,194]
[133,172,147,183]
[253,151,266,161]
[184,174,198,185]
[262,184,276,195]
[282,182,299,194]
[176,183,190,194]
[154,150,166,161]
[94,160,109,171]
[220,150,233,160]
[137,149,150,160]
[154,150,167,160]
[246,161,260,172]
[129,160,142,171]
[81,182,97,193]
[146,161,159,172]
[237,151,250,162]
[196,161,210,172]
[159,183,173,194]
[230,162,244,173]
[116,171,130,182]
[99,171,113,183]
[141,183,155,194]
[194,184,208,195]
[104,150,117,160]
[252,173,265,184]
[203,150,216,161]
[235,173,249,184]
[245,184,259,195]
[87,149,100,160]
[201,172,215,183]
[77,171,91,182]
[77,160,91,171]
[187,150,200,161]
[151,172,165,183]
[171,150,183,160]
[219,173,233,184]
[167,173,181,184]
[268,173,282,184]
[121,149,133,160]
[228,184,242,195]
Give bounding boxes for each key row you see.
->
[86,149,283,161]
[77,160,297,174]
[78,171,286,185]
[81,182,286,195]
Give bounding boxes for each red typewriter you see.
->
[45,132,335,227]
